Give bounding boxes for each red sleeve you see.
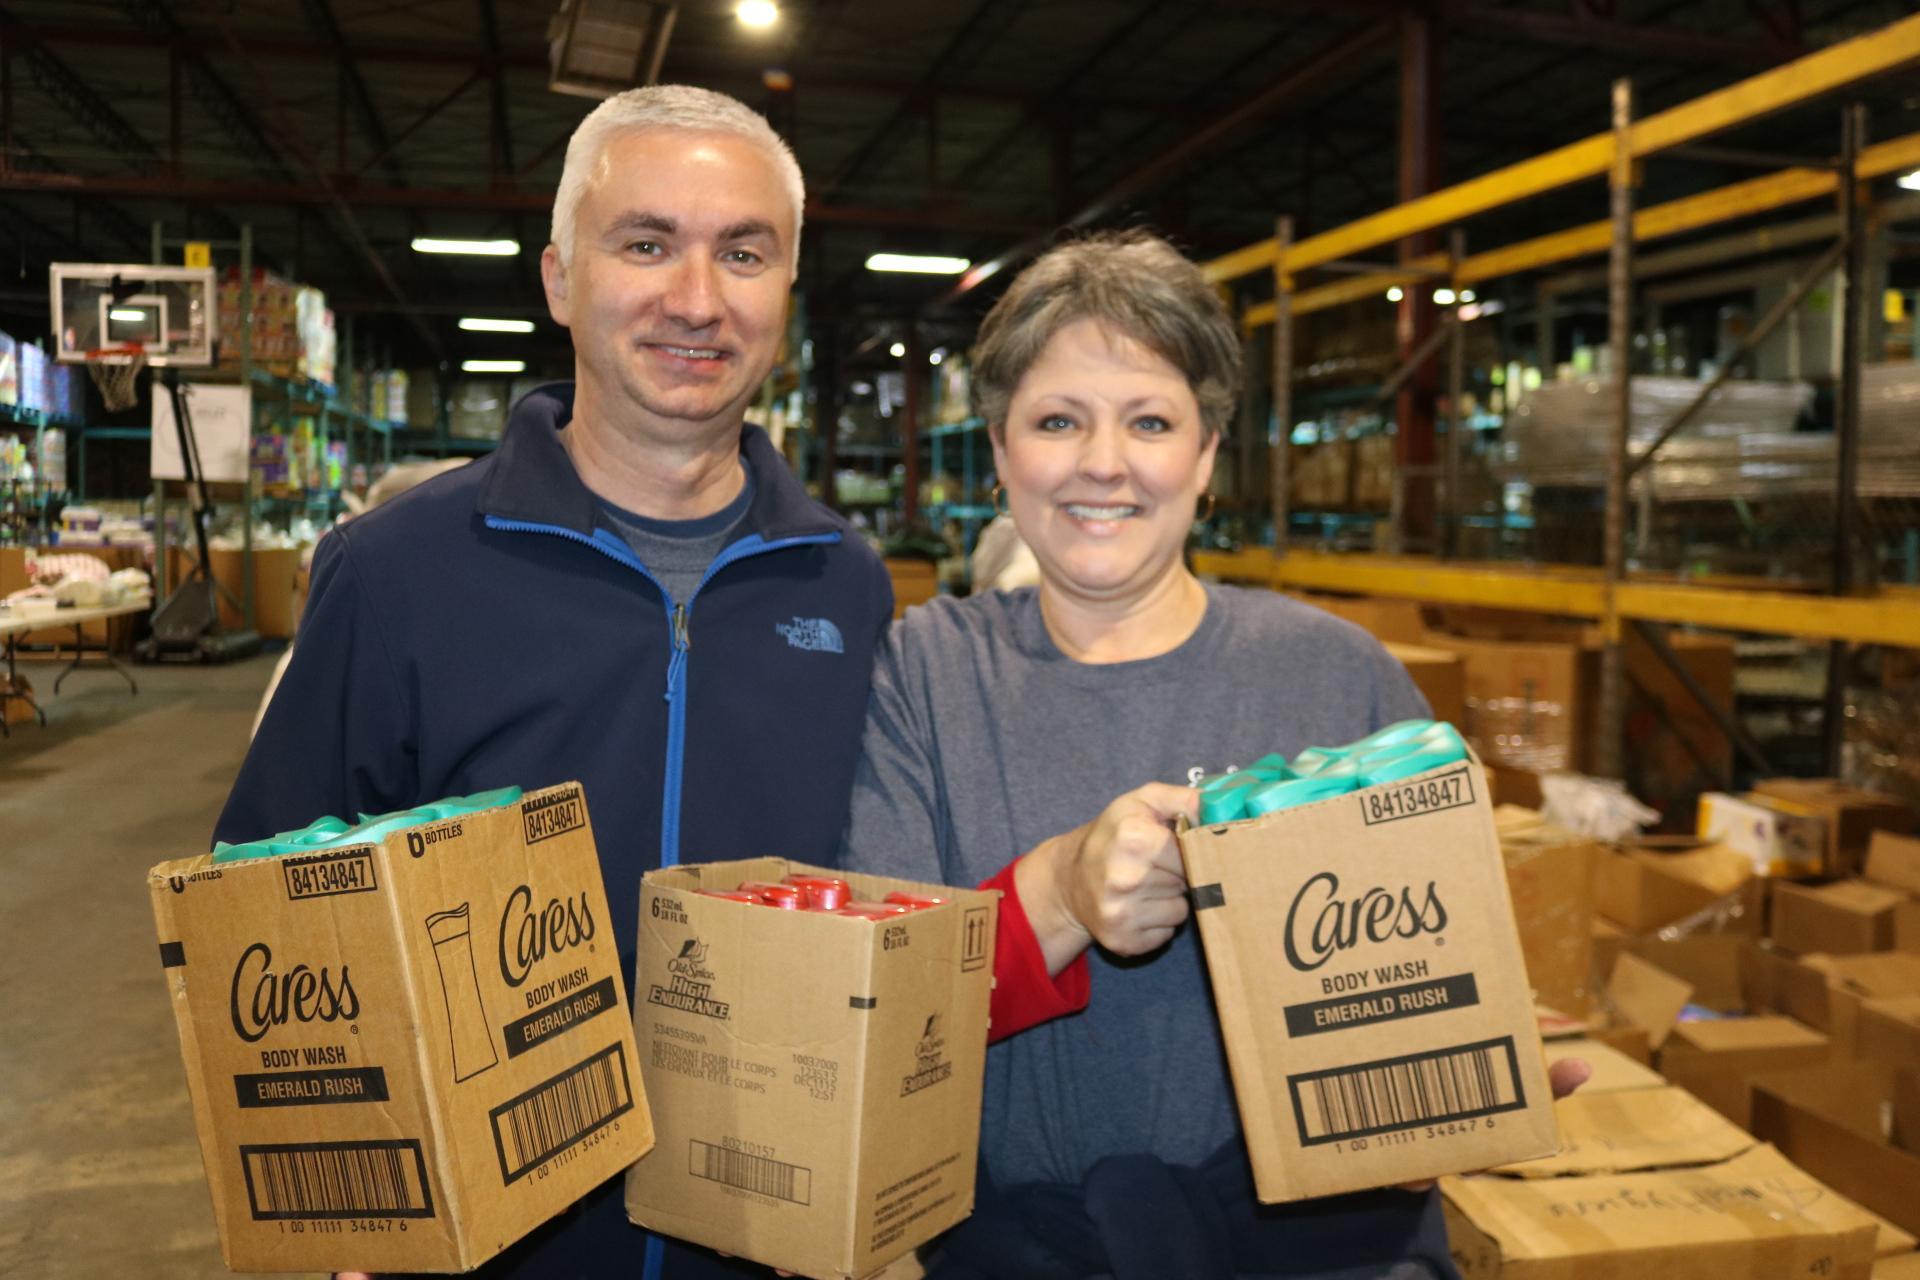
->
[979,858,1089,1043]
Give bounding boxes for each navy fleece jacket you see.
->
[215,384,891,1279]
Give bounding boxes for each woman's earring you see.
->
[1199,492,1217,522]
[991,484,1009,516]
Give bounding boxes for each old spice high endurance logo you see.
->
[229,942,361,1043]
[901,1012,952,1095]
[647,939,731,1020]
[1282,872,1449,972]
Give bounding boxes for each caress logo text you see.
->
[498,884,595,988]
[228,942,361,1043]
[1283,872,1448,972]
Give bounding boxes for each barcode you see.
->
[489,1043,634,1184]
[1289,1037,1525,1145]
[689,1140,813,1205]
[240,1140,434,1220]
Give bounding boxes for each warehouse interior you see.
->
[5,1,1920,1278]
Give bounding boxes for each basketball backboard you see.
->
[50,263,216,367]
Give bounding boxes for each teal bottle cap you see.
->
[1246,754,1297,778]
[1290,747,1351,775]
[1199,767,1285,794]
[1199,773,1267,824]
[1353,719,1435,752]
[1305,757,1361,782]
[1244,773,1357,817]
[1359,739,1468,785]
[211,787,526,864]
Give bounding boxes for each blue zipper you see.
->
[482,514,838,870]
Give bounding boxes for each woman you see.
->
[842,231,1581,1279]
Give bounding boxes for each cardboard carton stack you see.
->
[215,268,334,386]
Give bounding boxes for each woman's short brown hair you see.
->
[971,229,1243,439]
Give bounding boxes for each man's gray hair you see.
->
[971,230,1242,439]
[550,85,805,268]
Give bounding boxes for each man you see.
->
[220,85,891,1279]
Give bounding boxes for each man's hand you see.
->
[1016,783,1199,974]
[1396,1055,1592,1193]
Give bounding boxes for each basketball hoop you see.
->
[85,343,148,412]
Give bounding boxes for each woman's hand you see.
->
[1016,782,1199,975]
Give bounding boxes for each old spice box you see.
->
[149,783,654,1273]
[626,858,995,1280]
[1176,755,1559,1202]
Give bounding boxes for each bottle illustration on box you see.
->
[425,903,499,1083]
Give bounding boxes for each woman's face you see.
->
[992,318,1218,603]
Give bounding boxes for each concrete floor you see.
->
[0,650,321,1280]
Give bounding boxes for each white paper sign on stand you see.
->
[151,382,250,484]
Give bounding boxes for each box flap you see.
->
[1669,1015,1828,1053]
[1445,1142,1879,1262]
[1803,880,1911,915]
[1866,832,1920,896]
[1810,953,1920,997]
[1626,842,1754,896]
[1490,1086,1752,1177]
[1608,952,1693,1048]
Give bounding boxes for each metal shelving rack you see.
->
[1195,12,1920,776]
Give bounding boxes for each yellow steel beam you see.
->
[1282,135,1615,277]
[1455,165,1836,285]
[1203,14,1920,284]
[1194,549,1920,646]
[1629,15,1920,157]
[1203,239,1279,285]
[1237,130,1920,327]
[1615,583,1920,648]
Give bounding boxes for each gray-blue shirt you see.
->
[842,582,1429,1188]
[596,470,755,606]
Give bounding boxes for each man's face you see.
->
[543,128,795,437]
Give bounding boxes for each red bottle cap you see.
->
[737,881,805,909]
[883,891,949,911]
[782,875,851,911]
[834,902,913,920]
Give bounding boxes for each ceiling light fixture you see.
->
[888,341,907,358]
[109,308,148,322]
[736,0,778,28]
[929,350,944,365]
[462,359,527,374]
[1434,287,1458,305]
[458,317,536,333]
[1899,168,1920,191]
[866,252,972,275]
[1385,286,1404,303]
[412,237,520,256]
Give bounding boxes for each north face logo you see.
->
[775,617,844,654]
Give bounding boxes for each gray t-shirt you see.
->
[843,581,1429,1189]
[597,470,755,606]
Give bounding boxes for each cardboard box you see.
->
[1418,633,1584,773]
[1755,779,1914,877]
[1382,640,1466,728]
[1701,791,1829,877]
[1488,765,1545,811]
[1496,817,1599,1016]
[1901,901,1920,954]
[1867,832,1920,897]
[1876,1253,1920,1278]
[1299,593,1430,645]
[1857,997,1920,1069]
[149,783,653,1274]
[1176,756,1559,1202]
[1773,880,1908,955]
[1659,1016,1830,1129]
[1760,953,1920,1053]
[1896,1067,1920,1155]
[1544,1037,1665,1094]
[1442,1087,1881,1278]
[625,859,995,1280]
[1595,839,1754,933]
[1754,1061,1920,1237]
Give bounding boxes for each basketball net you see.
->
[85,343,148,413]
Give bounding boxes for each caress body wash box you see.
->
[149,783,653,1273]
[1178,753,1559,1201]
